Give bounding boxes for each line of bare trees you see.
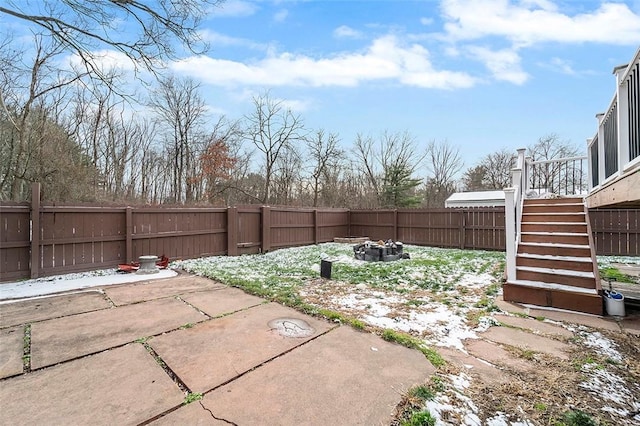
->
[0,8,582,207]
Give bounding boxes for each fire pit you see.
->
[353,240,409,262]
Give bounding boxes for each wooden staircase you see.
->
[503,197,603,315]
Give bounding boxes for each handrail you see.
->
[530,155,587,165]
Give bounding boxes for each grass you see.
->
[381,329,445,368]
[599,266,637,284]
[555,410,598,426]
[183,392,203,404]
[401,411,436,426]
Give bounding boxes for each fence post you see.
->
[504,188,516,282]
[126,207,133,263]
[314,209,319,244]
[261,206,271,253]
[30,183,40,279]
[459,209,465,249]
[227,206,238,256]
[393,210,398,241]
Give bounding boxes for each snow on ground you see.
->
[2,243,638,425]
[0,268,177,302]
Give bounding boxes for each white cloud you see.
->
[333,25,363,39]
[544,57,577,75]
[274,9,289,23]
[198,29,270,51]
[420,17,434,26]
[171,35,476,90]
[211,0,258,17]
[441,0,640,46]
[467,46,529,84]
[68,49,137,72]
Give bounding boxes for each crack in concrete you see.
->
[22,323,31,373]
[199,401,238,425]
[175,296,213,319]
[140,342,191,394]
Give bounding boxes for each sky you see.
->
[3,0,640,170]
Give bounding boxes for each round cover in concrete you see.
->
[268,318,315,338]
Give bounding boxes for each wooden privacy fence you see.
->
[0,196,348,282]
[589,209,640,256]
[350,208,506,251]
[1,195,638,283]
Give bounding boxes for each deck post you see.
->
[504,187,516,282]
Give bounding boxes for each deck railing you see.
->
[588,47,640,190]
[526,156,588,196]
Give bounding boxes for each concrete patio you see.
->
[0,273,434,425]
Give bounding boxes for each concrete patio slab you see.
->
[495,314,575,338]
[464,338,534,372]
[105,275,225,306]
[438,346,507,385]
[524,306,621,332]
[30,297,205,369]
[495,296,621,332]
[149,303,333,393]
[480,325,572,360]
[202,326,434,425]
[0,291,111,328]
[150,400,227,425]
[620,316,640,335]
[180,287,265,318]
[0,344,184,426]
[0,326,24,379]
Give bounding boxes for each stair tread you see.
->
[517,265,595,278]
[516,253,593,262]
[519,242,590,249]
[507,280,598,295]
[521,232,588,236]
[523,212,584,215]
[521,222,587,225]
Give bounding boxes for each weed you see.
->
[557,410,598,426]
[535,316,546,322]
[401,410,436,426]
[534,402,547,411]
[475,297,500,312]
[408,385,435,401]
[519,349,537,361]
[513,312,530,318]
[600,267,637,284]
[183,392,203,404]
[406,299,426,307]
[179,323,195,330]
[134,336,151,343]
[485,283,500,296]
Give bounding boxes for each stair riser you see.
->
[516,270,596,289]
[521,223,588,233]
[521,234,590,245]
[523,204,584,213]
[503,283,602,315]
[516,256,594,272]
[522,214,585,223]
[518,245,591,257]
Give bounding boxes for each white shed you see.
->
[445,190,505,208]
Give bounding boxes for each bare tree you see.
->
[0,0,222,85]
[352,130,424,208]
[0,35,93,201]
[243,92,306,204]
[306,129,343,207]
[149,75,207,203]
[527,134,584,194]
[462,148,515,191]
[423,140,463,208]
